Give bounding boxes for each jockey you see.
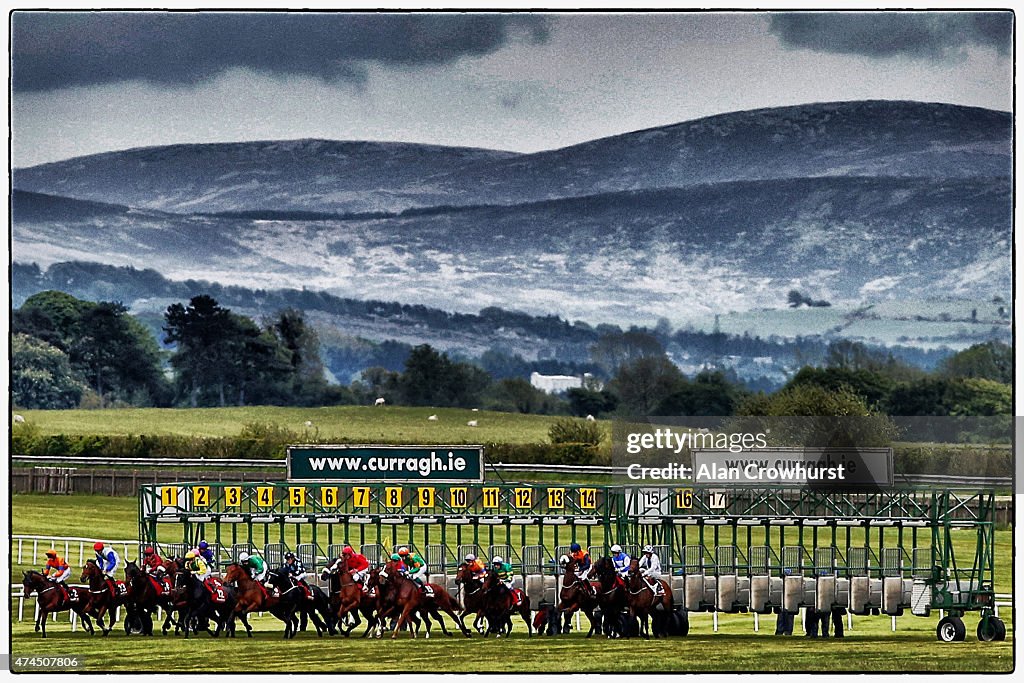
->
[340,546,370,584]
[239,552,267,583]
[195,540,217,569]
[464,553,487,580]
[184,550,211,581]
[93,541,120,579]
[397,547,429,590]
[142,546,165,575]
[42,549,71,583]
[638,545,663,595]
[280,552,311,596]
[570,543,594,595]
[610,544,631,578]
[491,556,515,592]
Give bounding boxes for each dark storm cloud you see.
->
[769,12,1012,59]
[11,12,551,92]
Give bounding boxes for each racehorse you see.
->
[21,571,96,638]
[593,556,628,638]
[158,557,194,635]
[376,559,471,639]
[320,561,378,637]
[264,568,335,637]
[123,560,171,635]
[223,562,300,638]
[556,557,601,636]
[174,569,236,638]
[80,559,131,635]
[453,562,488,634]
[625,558,674,638]
[481,569,532,637]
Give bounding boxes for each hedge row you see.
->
[11,432,601,466]
[11,432,1004,475]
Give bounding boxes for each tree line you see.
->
[11,290,1012,420]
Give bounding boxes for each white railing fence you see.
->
[13,535,137,570]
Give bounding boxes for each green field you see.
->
[10,493,1014,672]
[15,406,578,445]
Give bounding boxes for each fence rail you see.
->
[11,455,1014,487]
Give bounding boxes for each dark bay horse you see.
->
[556,557,601,636]
[265,568,334,637]
[80,559,131,635]
[175,570,236,638]
[481,570,532,637]
[593,557,628,638]
[22,571,95,638]
[453,563,488,634]
[376,559,470,639]
[626,558,674,638]
[123,560,172,635]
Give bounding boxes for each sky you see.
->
[9,10,1014,167]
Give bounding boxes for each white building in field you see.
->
[530,372,584,394]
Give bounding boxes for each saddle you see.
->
[203,576,229,603]
[646,578,664,596]
[148,575,170,595]
[421,584,435,598]
[511,587,524,606]
[61,585,82,603]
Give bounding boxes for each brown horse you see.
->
[22,571,96,638]
[158,557,193,635]
[625,558,673,638]
[222,562,297,638]
[376,559,470,639]
[80,559,131,635]
[453,563,488,634]
[320,561,379,637]
[556,557,601,636]
[481,570,532,637]
[593,556,628,638]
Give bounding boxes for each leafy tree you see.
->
[785,366,894,410]
[655,370,746,416]
[484,378,563,414]
[939,341,1012,384]
[270,308,329,405]
[164,295,238,407]
[566,387,619,417]
[399,345,491,408]
[11,333,85,409]
[609,354,687,415]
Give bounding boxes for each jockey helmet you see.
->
[390,553,402,561]
[45,549,58,557]
[570,542,582,552]
[198,540,209,550]
[492,556,504,565]
[93,542,105,552]
[144,546,154,555]
[239,552,250,562]
[642,545,654,554]
[284,552,295,560]
[342,547,353,556]
[185,551,196,560]
[610,544,622,553]
[464,553,476,562]
[398,547,409,556]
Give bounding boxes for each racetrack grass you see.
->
[9,608,1013,672]
[14,406,580,445]
[10,494,1015,672]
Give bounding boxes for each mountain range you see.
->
[11,99,1012,331]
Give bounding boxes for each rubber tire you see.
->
[982,617,1007,642]
[937,616,966,642]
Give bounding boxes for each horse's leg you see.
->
[392,602,416,639]
[38,608,47,638]
[522,601,533,636]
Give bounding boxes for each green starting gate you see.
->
[138,481,1001,640]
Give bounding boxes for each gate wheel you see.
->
[937,616,966,643]
[978,616,1007,642]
